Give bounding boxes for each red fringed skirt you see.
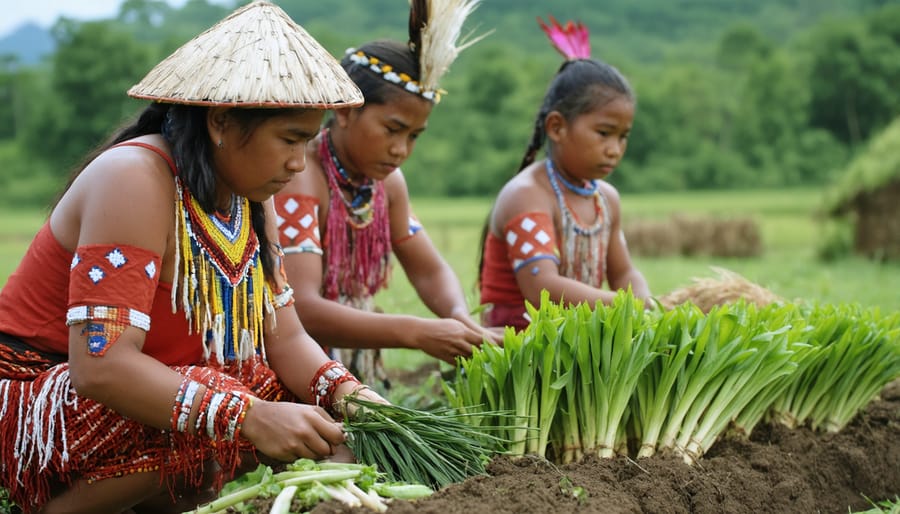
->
[0,334,291,512]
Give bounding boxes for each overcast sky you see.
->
[1,0,191,37]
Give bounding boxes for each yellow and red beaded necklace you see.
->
[172,175,267,366]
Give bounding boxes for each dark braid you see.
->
[518,107,551,172]
[408,0,428,58]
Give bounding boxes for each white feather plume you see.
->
[418,0,490,92]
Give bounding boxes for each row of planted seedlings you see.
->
[444,290,900,465]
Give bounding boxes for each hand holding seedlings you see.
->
[241,400,347,461]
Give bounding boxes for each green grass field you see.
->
[2,189,898,372]
[396,188,899,312]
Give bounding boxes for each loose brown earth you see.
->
[243,376,900,514]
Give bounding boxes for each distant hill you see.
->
[0,23,54,66]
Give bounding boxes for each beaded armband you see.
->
[504,212,560,273]
[171,376,253,442]
[275,194,323,256]
[268,243,295,310]
[309,360,361,414]
[67,244,160,356]
[392,214,424,246]
[272,284,295,310]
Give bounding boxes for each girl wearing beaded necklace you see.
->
[274,0,501,388]
[0,3,386,512]
[478,17,652,331]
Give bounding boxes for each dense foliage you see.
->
[1,0,899,205]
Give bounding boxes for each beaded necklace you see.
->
[546,158,599,197]
[545,160,612,287]
[325,132,376,228]
[319,130,392,302]
[172,176,267,367]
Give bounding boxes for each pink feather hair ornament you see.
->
[537,15,591,60]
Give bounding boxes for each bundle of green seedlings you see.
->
[768,303,900,432]
[445,290,900,466]
[445,290,658,463]
[185,458,432,514]
[341,396,512,490]
[633,300,804,464]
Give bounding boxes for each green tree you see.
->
[29,20,152,171]
[0,56,18,140]
[804,12,900,146]
[715,23,773,72]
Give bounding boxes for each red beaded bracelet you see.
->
[309,360,360,414]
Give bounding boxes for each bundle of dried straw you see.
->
[658,266,783,313]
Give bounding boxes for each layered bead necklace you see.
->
[545,158,612,288]
[325,132,376,228]
[318,129,391,302]
[173,175,267,368]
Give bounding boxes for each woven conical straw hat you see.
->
[128,1,363,108]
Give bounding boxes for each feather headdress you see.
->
[538,15,591,61]
[410,0,489,93]
[347,0,487,103]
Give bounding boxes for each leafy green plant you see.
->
[852,495,900,514]
[0,488,17,514]
[185,459,432,514]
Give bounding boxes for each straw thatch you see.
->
[128,1,363,108]
[826,118,900,261]
[658,266,783,313]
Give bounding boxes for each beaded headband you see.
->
[345,48,445,103]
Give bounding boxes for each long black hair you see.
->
[57,102,288,278]
[477,58,635,289]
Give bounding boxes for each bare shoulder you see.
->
[283,142,328,201]
[383,168,410,206]
[54,135,176,252]
[490,164,555,235]
[597,180,623,217]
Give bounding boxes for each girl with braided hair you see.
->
[274,0,501,389]
[478,17,652,331]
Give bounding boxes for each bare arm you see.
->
[65,145,346,462]
[62,143,189,430]
[390,175,501,345]
[280,169,491,364]
[598,183,651,300]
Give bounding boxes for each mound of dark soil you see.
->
[310,379,900,514]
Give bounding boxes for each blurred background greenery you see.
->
[1,0,899,203]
